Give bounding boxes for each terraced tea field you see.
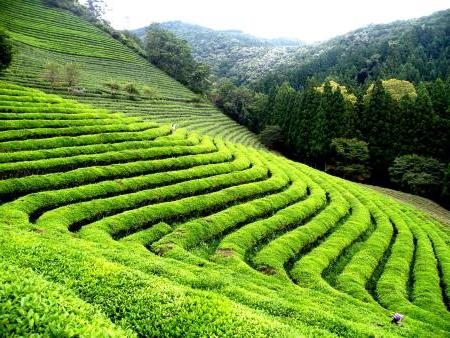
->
[0,0,261,147]
[0,82,449,336]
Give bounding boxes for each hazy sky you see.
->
[102,0,450,42]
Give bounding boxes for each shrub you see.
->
[389,155,445,196]
[124,82,140,100]
[42,62,62,88]
[64,63,81,87]
[328,138,370,181]
[103,81,120,97]
[142,85,160,99]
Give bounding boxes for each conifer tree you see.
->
[413,83,435,155]
[273,82,296,131]
[361,80,397,176]
[429,78,449,118]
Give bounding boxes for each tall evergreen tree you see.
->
[397,94,416,154]
[290,87,320,158]
[360,80,397,178]
[429,78,449,118]
[412,83,435,155]
[273,82,296,130]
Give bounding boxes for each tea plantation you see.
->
[0,0,449,337]
[0,0,261,147]
[0,82,449,336]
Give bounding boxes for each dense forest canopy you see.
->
[143,23,210,93]
[134,21,305,84]
[207,9,450,206]
[214,76,450,206]
[256,9,450,91]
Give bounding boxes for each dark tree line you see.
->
[0,29,13,73]
[213,78,450,205]
[144,24,210,94]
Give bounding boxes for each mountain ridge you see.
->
[133,21,305,83]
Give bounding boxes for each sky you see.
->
[102,0,450,42]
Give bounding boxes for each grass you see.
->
[1,83,450,336]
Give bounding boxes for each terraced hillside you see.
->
[0,0,261,147]
[1,82,450,336]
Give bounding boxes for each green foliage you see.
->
[316,80,357,104]
[389,155,445,197]
[273,82,296,129]
[64,63,81,87]
[133,21,304,84]
[443,163,450,207]
[328,138,370,181]
[0,263,132,336]
[189,63,211,94]
[144,23,185,68]
[366,79,417,101]
[42,62,81,89]
[124,82,140,99]
[360,80,397,175]
[258,125,284,147]
[42,62,62,88]
[144,24,210,94]
[258,9,450,90]
[104,80,120,96]
[0,84,449,337]
[142,85,160,99]
[211,80,254,124]
[0,0,262,148]
[0,29,13,72]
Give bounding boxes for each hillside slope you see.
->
[258,9,450,90]
[0,0,261,147]
[364,184,450,226]
[135,21,305,84]
[1,82,450,336]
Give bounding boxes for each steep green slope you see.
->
[0,0,261,147]
[1,82,450,336]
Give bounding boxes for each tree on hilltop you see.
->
[86,0,106,19]
[144,24,210,94]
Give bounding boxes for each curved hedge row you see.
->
[0,0,263,147]
[0,84,449,337]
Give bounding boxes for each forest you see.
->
[214,79,449,204]
[210,10,450,207]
